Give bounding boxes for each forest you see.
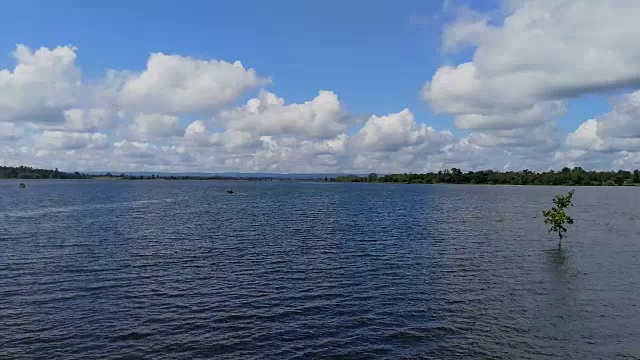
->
[0,166,312,182]
[2,165,640,186]
[0,166,90,179]
[333,167,640,186]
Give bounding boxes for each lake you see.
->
[1,180,639,359]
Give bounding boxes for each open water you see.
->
[1,180,639,359]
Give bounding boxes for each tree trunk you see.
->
[558,230,563,249]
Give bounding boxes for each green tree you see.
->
[367,173,378,183]
[450,168,463,183]
[543,190,575,248]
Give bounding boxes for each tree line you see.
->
[0,166,315,182]
[333,167,640,186]
[0,166,90,179]
[3,165,640,185]
[98,173,290,181]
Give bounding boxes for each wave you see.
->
[0,198,179,218]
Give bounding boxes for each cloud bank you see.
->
[2,0,640,172]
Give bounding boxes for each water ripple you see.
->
[1,181,639,359]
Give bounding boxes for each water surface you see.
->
[1,180,639,359]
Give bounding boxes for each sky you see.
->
[1,0,640,173]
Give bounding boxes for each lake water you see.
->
[1,180,639,359]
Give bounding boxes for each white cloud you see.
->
[112,140,160,158]
[354,109,454,152]
[453,102,566,130]
[128,113,184,140]
[596,90,640,139]
[244,135,349,173]
[61,108,115,132]
[442,3,495,52]
[210,130,260,152]
[344,109,463,174]
[33,131,109,150]
[468,123,559,149]
[559,88,640,170]
[183,120,261,151]
[299,134,349,156]
[424,0,640,131]
[0,44,82,124]
[184,120,211,146]
[566,92,640,154]
[110,140,195,169]
[220,90,347,139]
[440,137,489,168]
[3,29,640,173]
[118,53,269,114]
[565,119,603,151]
[613,151,640,169]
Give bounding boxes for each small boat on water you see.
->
[225,189,234,194]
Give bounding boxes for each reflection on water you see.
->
[1,181,639,359]
[545,247,580,313]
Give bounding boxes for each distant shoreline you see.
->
[2,165,639,187]
[3,177,639,187]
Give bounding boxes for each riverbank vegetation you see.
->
[334,168,640,186]
[0,166,90,179]
[0,166,313,182]
[2,165,640,186]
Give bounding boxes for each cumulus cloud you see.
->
[184,120,212,146]
[595,91,640,139]
[244,135,350,173]
[33,131,109,150]
[220,90,347,139]
[210,130,261,152]
[424,0,640,131]
[112,140,161,159]
[118,53,269,114]
[441,2,495,52]
[558,88,640,169]
[4,9,640,175]
[183,120,261,151]
[60,108,115,132]
[565,120,603,151]
[109,140,195,170]
[299,134,349,156]
[127,113,184,140]
[467,123,560,150]
[354,109,454,152]
[566,92,640,154]
[440,137,489,168]
[341,109,461,173]
[0,44,82,124]
[613,151,640,169]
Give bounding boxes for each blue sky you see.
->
[0,0,476,129]
[1,0,640,172]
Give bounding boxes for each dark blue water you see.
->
[1,180,639,359]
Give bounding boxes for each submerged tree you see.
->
[543,190,575,248]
